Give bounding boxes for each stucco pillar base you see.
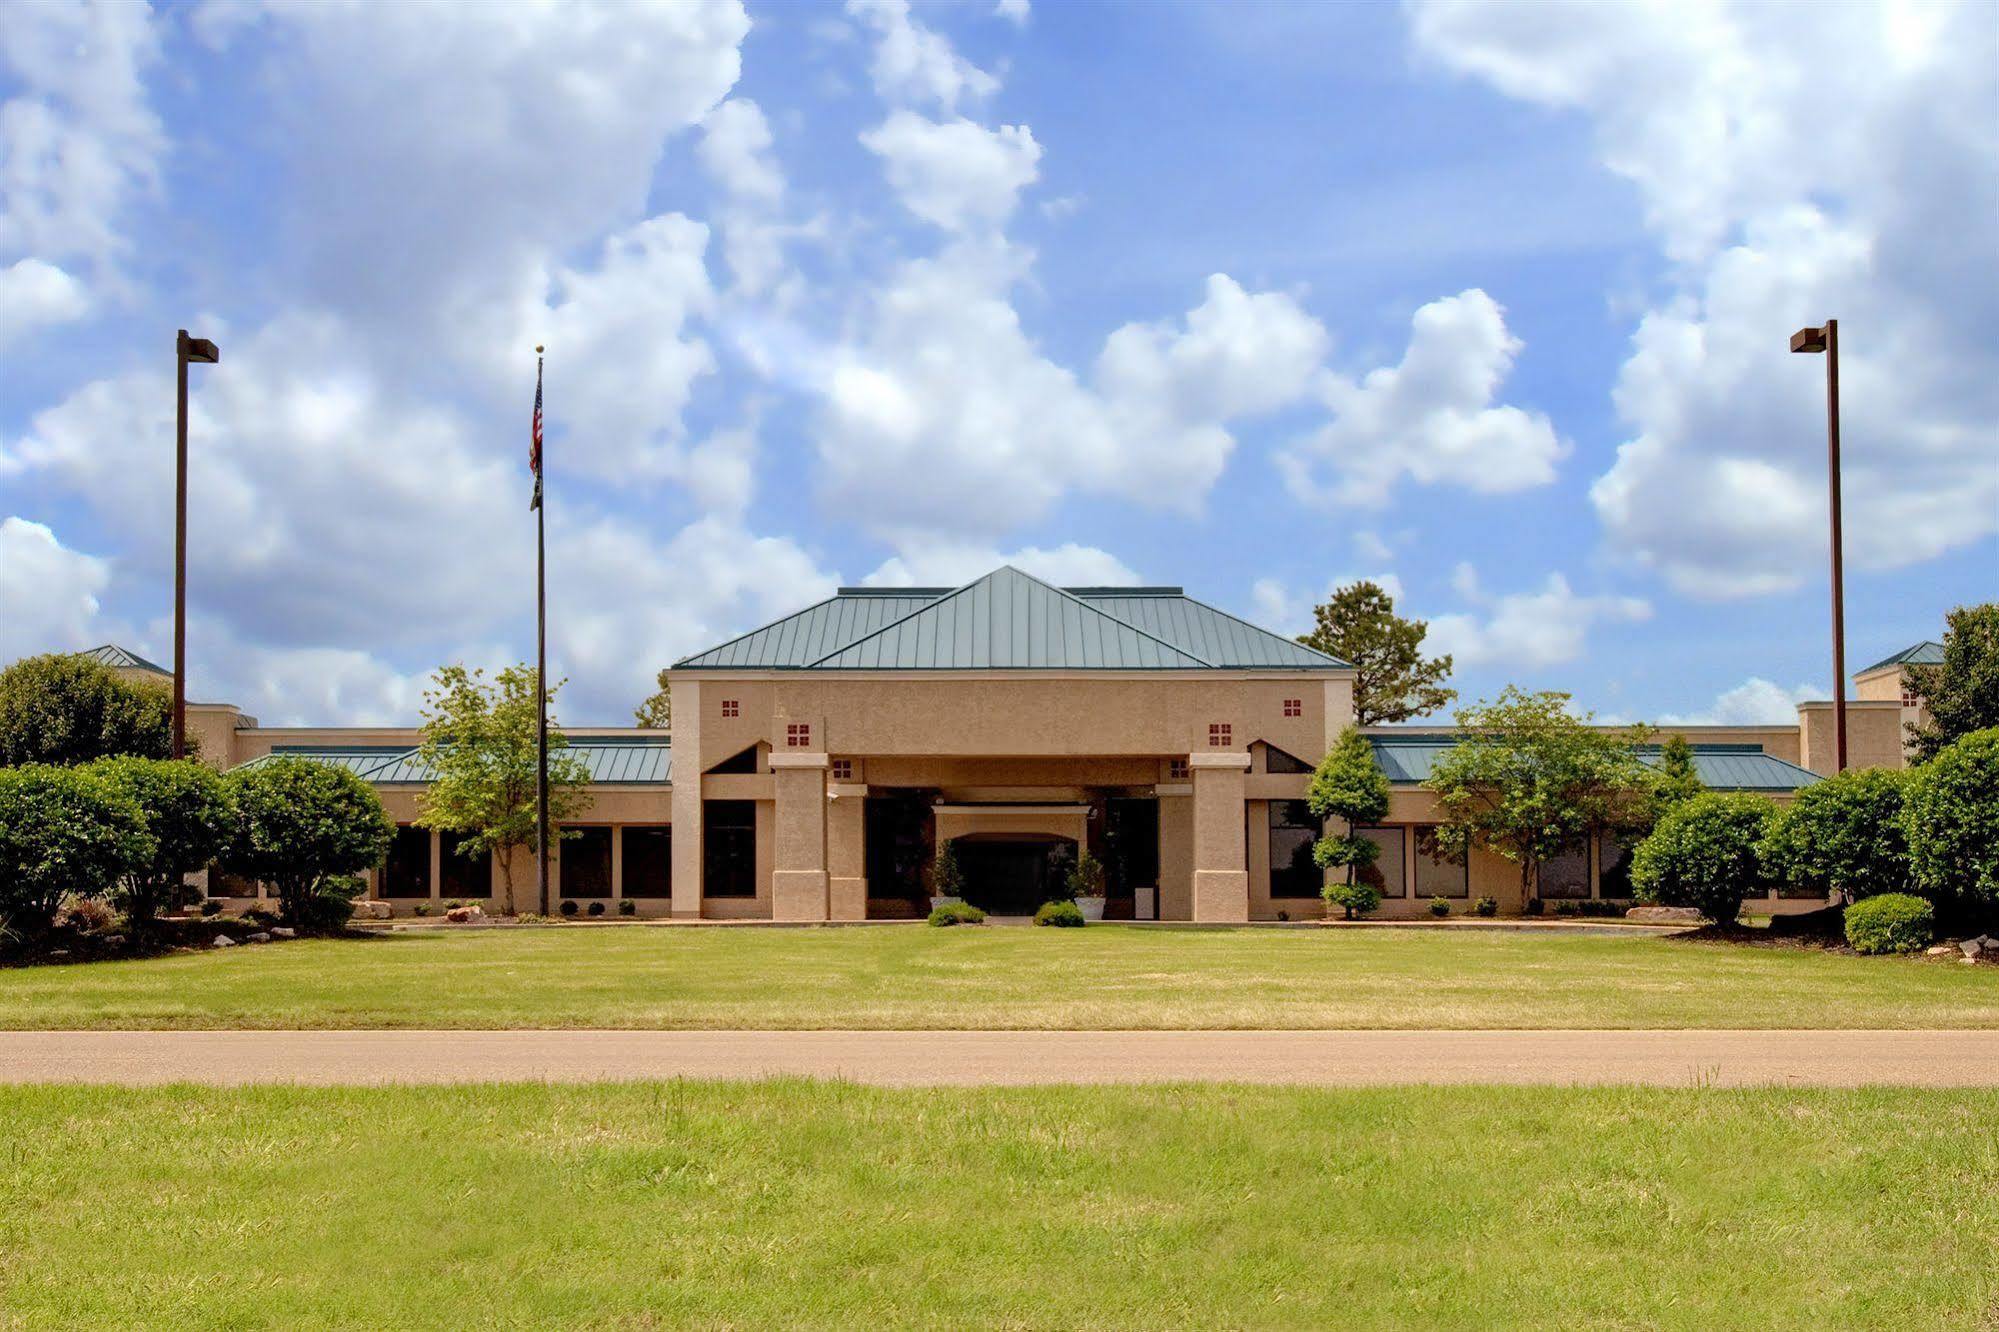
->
[1192,870,1250,923]
[771,870,829,922]
[830,876,867,921]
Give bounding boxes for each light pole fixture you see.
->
[1790,319,1845,773]
[173,329,219,761]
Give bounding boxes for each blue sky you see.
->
[1,0,1993,727]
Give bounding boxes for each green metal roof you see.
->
[1367,735,1820,791]
[235,739,671,786]
[76,644,169,675]
[1856,640,1943,675]
[675,566,1349,672]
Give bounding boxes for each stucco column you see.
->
[769,752,830,921]
[668,678,702,918]
[827,782,867,921]
[1190,752,1250,922]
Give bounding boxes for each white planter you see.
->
[930,896,965,913]
[1076,896,1105,921]
[1134,888,1155,921]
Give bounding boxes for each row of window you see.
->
[376,825,672,899]
[1268,803,1474,899]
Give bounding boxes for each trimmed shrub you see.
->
[618,899,636,916]
[91,757,236,928]
[1034,900,1086,928]
[586,900,605,917]
[221,758,393,926]
[1065,848,1107,902]
[1472,896,1497,917]
[0,653,178,767]
[1323,878,1382,920]
[1903,728,1999,910]
[1428,897,1450,918]
[56,895,118,933]
[559,900,578,917]
[1843,893,1934,955]
[1761,767,1912,902]
[290,875,363,934]
[927,901,987,927]
[0,763,152,935]
[198,899,224,917]
[1631,792,1777,926]
[930,840,966,900]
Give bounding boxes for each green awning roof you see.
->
[1368,735,1821,791]
[233,738,671,786]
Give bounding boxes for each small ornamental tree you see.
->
[1424,688,1653,907]
[1296,581,1455,726]
[222,758,393,926]
[0,653,180,767]
[930,839,966,901]
[1307,726,1391,891]
[1066,847,1107,901]
[1902,727,1999,912]
[1630,792,1777,927]
[1906,604,1999,763]
[1650,734,1705,818]
[413,664,591,916]
[92,757,236,928]
[1759,767,1912,903]
[633,669,671,730]
[0,764,152,935]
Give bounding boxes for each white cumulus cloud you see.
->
[1426,569,1651,669]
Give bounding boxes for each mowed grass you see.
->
[0,1082,1994,1329]
[2,924,1996,1030]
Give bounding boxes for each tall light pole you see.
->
[173,329,219,761]
[1790,319,1845,773]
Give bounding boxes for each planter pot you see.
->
[1134,888,1156,921]
[1075,896,1105,921]
[930,896,965,913]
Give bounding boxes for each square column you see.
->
[769,752,830,921]
[827,781,868,921]
[1190,752,1250,922]
[668,679,702,918]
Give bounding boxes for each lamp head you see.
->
[178,330,220,364]
[1790,325,1828,354]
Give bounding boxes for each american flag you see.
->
[529,350,544,511]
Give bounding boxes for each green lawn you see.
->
[0,1082,1992,1328]
[2,924,1995,1030]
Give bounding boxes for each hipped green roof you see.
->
[1856,641,1944,675]
[236,738,671,786]
[77,644,169,675]
[676,566,1347,672]
[1367,735,1820,791]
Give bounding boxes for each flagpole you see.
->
[534,346,550,917]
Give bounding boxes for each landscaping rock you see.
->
[1961,939,1984,958]
[351,901,393,920]
[246,932,272,944]
[444,905,485,923]
[210,935,236,948]
[270,927,296,939]
[1625,906,1703,924]
[1926,944,1958,956]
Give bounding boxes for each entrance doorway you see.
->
[955,835,1075,915]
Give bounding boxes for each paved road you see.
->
[2,1029,1995,1088]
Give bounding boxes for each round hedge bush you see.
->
[1760,766,1911,902]
[0,763,152,933]
[1631,791,1776,926]
[1034,900,1086,927]
[1843,893,1934,955]
[927,901,987,927]
[1322,878,1382,920]
[1903,727,1999,910]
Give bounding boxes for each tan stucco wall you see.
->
[1798,700,1904,774]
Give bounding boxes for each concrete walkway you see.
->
[3,1029,1996,1088]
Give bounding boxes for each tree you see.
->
[1295,581,1455,726]
[1423,688,1653,906]
[1631,792,1776,927]
[1650,733,1705,817]
[0,653,180,767]
[1902,727,1999,912]
[633,669,671,730]
[1307,726,1391,890]
[92,757,236,929]
[1906,604,1999,763]
[1759,767,1911,904]
[0,764,152,936]
[413,664,590,915]
[221,758,393,926]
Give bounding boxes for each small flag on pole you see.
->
[529,346,544,511]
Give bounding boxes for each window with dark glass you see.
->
[1596,831,1636,899]
[562,826,612,898]
[382,825,431,898]
[720,699,739,718]
[1263,744,1312,774]
[1269,800,1323,898]
[1167,758,1190,780]
[1355,826,1406,897]
[1208,723,1232,747]
[831,759,853,781]
[1283,698,1302,718]
[707,745,759,774]
[621,826,671,897]
[1412,826,1468,898]
[786,722,810,747]
[440,831,493,899]
[1540,842,1590,898]
[1106,798,1159,892]
[704,800,757,898]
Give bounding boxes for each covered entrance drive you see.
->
[954,835,1075,915]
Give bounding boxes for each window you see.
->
[1107,798,1160,893]
[1412,826,1468,898]
[562,826,612,898]
[1262,744,1312,774]
[381,825,431,898]
[440,830,493,899]
[1355,826,1406,897]
[1269,800,1324,898]
[707,745,759,774]
[786,722,811,748]
[720,699,739,718]
[621,826,671,898]
[831,759,853,781]
[1901,687,1921,708]
[1540,842,1590,898]
[704,800,757,898]
[1596,831,1636,899]
[1208,723,1232,747]
[1282,698,1302,718]
[1167,758,1190,780]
